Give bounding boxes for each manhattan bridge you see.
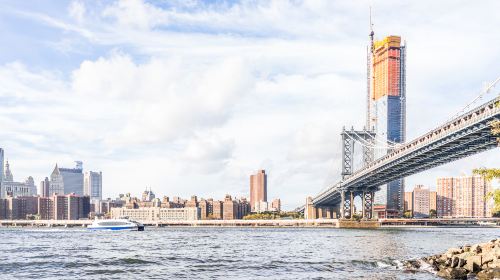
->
[298,33,500,220]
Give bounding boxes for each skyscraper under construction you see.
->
[367,33,407,217]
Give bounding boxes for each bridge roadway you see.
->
[304,96,499,215]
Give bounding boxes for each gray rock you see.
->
[451,256,459,268]
[447,248,463,255]
[472,244,482,254]
[457,257,466,268]
[477,268,500,279]
[489,259,500,269]
[437,267,468,279]
[464,255,482,273]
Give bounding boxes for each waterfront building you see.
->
[37,196,53,219]
[413,185,430,218]
[160,196,184,208]
[250,170,267,211]
[84,171,102,201]
[0,161,37,198]
[437,176,492,218]
[0,196,39,219]
[373,205,387,219]
[39,177,50,198]
[58,161,84,196]
[110,207,199,221]
[223,194,238,220]
[430,191,437,212]
[199,198,214,220]
[212,200,223,219]
[271,198,281,212]
[0,198,7,219]
[37,194,90,220]
[238,197,251,218]
[91,199,124,215]
[368,34,407,217]
[0,148,4,183]
[403,192,413,214]
[185,196,198,208]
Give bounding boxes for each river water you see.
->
[0,226,498,279]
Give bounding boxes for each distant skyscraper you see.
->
[0,148,4,183]
[4,161,13,182]
[49,164,64,195]
[142,188,155,202]
[39,177,50,198]
[84,171,102,200]
[367,34,406,217]
[0,161,36,198]
[52,162,84,196]
[437,176,492,218]
[250,170,267,211]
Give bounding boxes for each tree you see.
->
[429,209,437,218]
[473,168,500,215]
[403,210,412,219]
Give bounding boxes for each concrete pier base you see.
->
[337,219,380,229]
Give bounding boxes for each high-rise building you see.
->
[413,185,430,218]
[185,195,198,208]
[212,200,223,220]
[403,192,413,214]
[223,194,238,220]
[0,161,37,198]
[271,198,281,212]
[429,191,437,212]
[49,164,64,195]
[250,169,267,211]
[367,34,406,217]
[141,188,155,202]
[437,176,492,218]
[437,178,454,217]
[84,171,102,200]
[0,148,4,183]
[58,162,84,196]
[39,177,50,198]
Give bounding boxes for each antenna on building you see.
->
[369,6,375,51]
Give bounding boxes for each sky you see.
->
[0,0,498,210]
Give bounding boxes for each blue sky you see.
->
[0,0,499,209]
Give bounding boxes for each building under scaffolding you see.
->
[367,35,407,217]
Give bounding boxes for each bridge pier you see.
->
[362,191,374,220]
[341,191,353,219]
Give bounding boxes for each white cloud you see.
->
[68,1,85,24]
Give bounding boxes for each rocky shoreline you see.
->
[404,239,500,279]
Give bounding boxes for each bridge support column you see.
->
[350,191,355,219]
[362,191,374,220]
[341,190,354,219]
[305,197,317,219]
[325,208,332,219]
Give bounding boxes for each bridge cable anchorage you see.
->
[447,76,500,123]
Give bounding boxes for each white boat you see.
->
[87,218,144,231]
[477,221,497,227]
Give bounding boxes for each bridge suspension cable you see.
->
[447,76,500,123]
[344,130,396,153]
[361,130,402,148]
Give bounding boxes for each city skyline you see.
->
[0,1,499,209]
